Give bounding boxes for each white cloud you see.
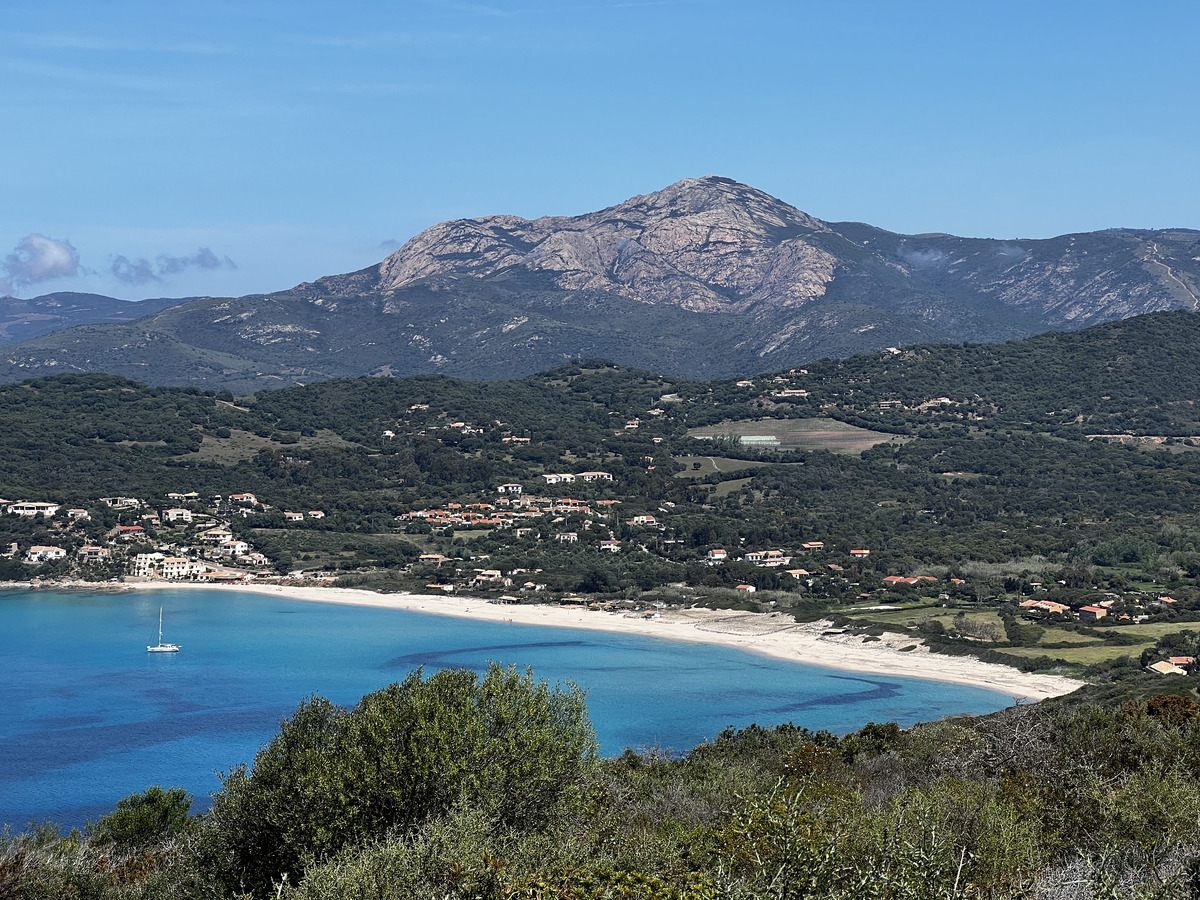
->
[1,233,81,294]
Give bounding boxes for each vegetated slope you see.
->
[1,178,1199,391]
[0,292,185,344]
[7,312,1200,584]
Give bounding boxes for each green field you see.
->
[688,418,907,454]
[1004,643,1152,665]
[181,428,354,464]
[674,456,776,478]
[713,477,755,497]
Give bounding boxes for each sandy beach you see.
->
[114,581,1082,701]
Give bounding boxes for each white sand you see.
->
[121,581,1082,701]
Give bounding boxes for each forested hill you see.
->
[800,308,1200,435]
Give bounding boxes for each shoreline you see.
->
[94,580,1084,702]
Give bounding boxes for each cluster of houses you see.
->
[399,481,622,533]
[2,492,295,581]
[1018,594,1181,624]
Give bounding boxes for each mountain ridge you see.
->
[3,176,1199,391]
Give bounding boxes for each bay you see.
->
[0,587,1015,828]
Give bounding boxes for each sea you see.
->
[0,587,1016,828]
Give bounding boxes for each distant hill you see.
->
[1,176,1198,391]
[0,292,186,345]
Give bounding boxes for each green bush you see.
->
[205,664,596,896]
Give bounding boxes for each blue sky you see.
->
[3,0,1198,300]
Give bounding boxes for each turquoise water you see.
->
[0,588,1015,828]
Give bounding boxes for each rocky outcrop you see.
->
[319,177,839,313]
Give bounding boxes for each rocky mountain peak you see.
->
[610,175,828,234]
[327,176,837,313]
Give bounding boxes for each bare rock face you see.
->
[360,176,838,313]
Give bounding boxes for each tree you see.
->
[86,785,192,851]
[206,664,596,897]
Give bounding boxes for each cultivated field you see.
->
[687,418,907,454]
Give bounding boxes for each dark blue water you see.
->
[0,588,1014,828]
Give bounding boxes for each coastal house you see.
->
[163,508,193,523]
[308,510,324,519]
[285,511,305,522]
[25,545,67,564]
[217,540,250,558]
[8,501,61,518]
[1020,599,1071,615]
[627,515,657,526]
[735,584,757,593]
[100,497,141,509]
[578,471,613,482]
[112,525,146,541]
[706,549,728,563]
[555,532,578,543]
[161,557,206,579]
[230,493,258,505]
[1146,660,1188,676]
[67,508,90,521]
[133,553,165,576]
[801,542,825,552]
[1078,606,1108,621]
[599,539,622,552]
[849,549,871,558]
[744,550,792,567]
[497,483,524,495]
[77,545,111,562]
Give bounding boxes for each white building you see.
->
[8,501,60,518]
[25,545,67,563]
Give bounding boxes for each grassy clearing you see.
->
[180,428,353,464]
[453,529,495,541]
[687,418,907,455]
[1038,629,1103,645]
[674,456,776,478]
[713,477,755,497]
[1004,643,1152,665]
[1107,621,1200,640]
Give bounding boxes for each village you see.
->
[3,474,1196,679]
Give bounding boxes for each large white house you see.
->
[8,501,60,518]
[25,545,67,563]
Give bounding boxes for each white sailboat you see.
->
[147,606,181,653]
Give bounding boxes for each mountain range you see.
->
[3,176,1199,391]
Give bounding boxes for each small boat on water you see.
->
[147,606,181,653]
